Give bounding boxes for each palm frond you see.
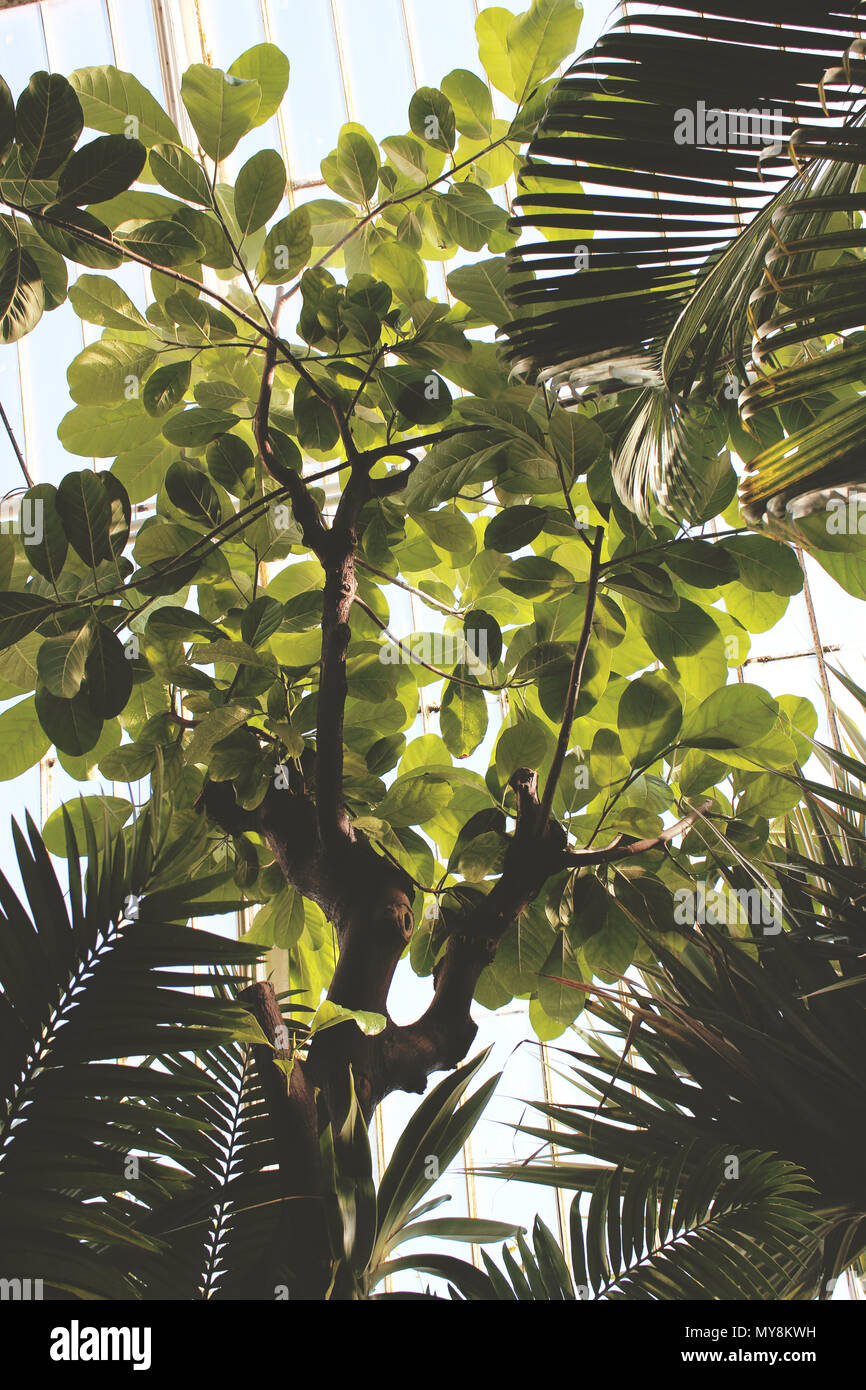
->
[505,1,866,522]
[0,804,263,1299]
[477,1146,818,1300]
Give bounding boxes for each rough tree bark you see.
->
[196,340,710,1298]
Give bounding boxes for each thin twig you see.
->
[0,398,33,487]
[539,526,605,825]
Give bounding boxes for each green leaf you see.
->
[148,143,211,205]
[181,65,261,164]
[293,388,339,453]
[721,537,803,596]
[476,8,517,100]
[663,539,738,589]
[506,0,583,103]
[618,674,682,766]
[304,198,358,247]
[15,72,83,178]
[435,182,511,252]
[235,149,286,238]
[97,740,156,782]
[0,593,57,651]
[258,206,312,284]
[164,458,222,528]
[637,601,726,701]
[381,135,429,186]
[589,727,630,790]
[538,932,585,1027]
[376,772,452,828]
[142,360,191,417]
[391,1217,521,1248]
[58,402,162,458]
[378,365,452,425]
[57,134,146,205]
[441,666,488,757]
[55,470,112,568]
[582,899,637,977]
[243,885,305,949]
[36,624,91,699]
[67,340,156,406]
[85,623,133,719]
[21,484,68,585]
[32,207,123,270]
[68,273,149,332]
[0,695,51,780]
[0,76,15,163]
[184,705,254,765]
[70,66,180,147]
[408,88,456,152]
[41,794,132,856]
[119,219,204,268]
[484,504,546,553]
[549,408,605,483]
[447,258,514,327]
[500,556,573,600]
[416,507,476,557]
[441,69,494,140]
[403,432,500,510]
[0,246,43,344]
[228,44,290,128]
[35,685,102,756]
[112,437,175,504]
[241,596,283,648]
[308,1000,387,1038]
[206,433,255,497]
[322,130,378,205]
[369,242,426,306]
[162,407,239,448]
[681,683,779,753]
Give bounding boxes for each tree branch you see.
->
[0,398,33,487]
[538,526,605,826]
[562,800,715,866]
[374,784,714,1102]
[254,337,328,557]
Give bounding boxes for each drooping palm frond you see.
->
[505,1,866,523]
[0,802,264,1299]
[476,1146,819,1300]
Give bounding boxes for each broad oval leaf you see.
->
[57,134,146,205]
[15,71,83,178]
[84,623,133,719]
[70,66,180,147]
[181,65,261,164]
[0,592,57,650]
[235,148,286,238]
[35,683,103,756]
[36,623,91,699]
[618,673,682,766]
[55,470,112,568]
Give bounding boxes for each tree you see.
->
[0,1,847,1297]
